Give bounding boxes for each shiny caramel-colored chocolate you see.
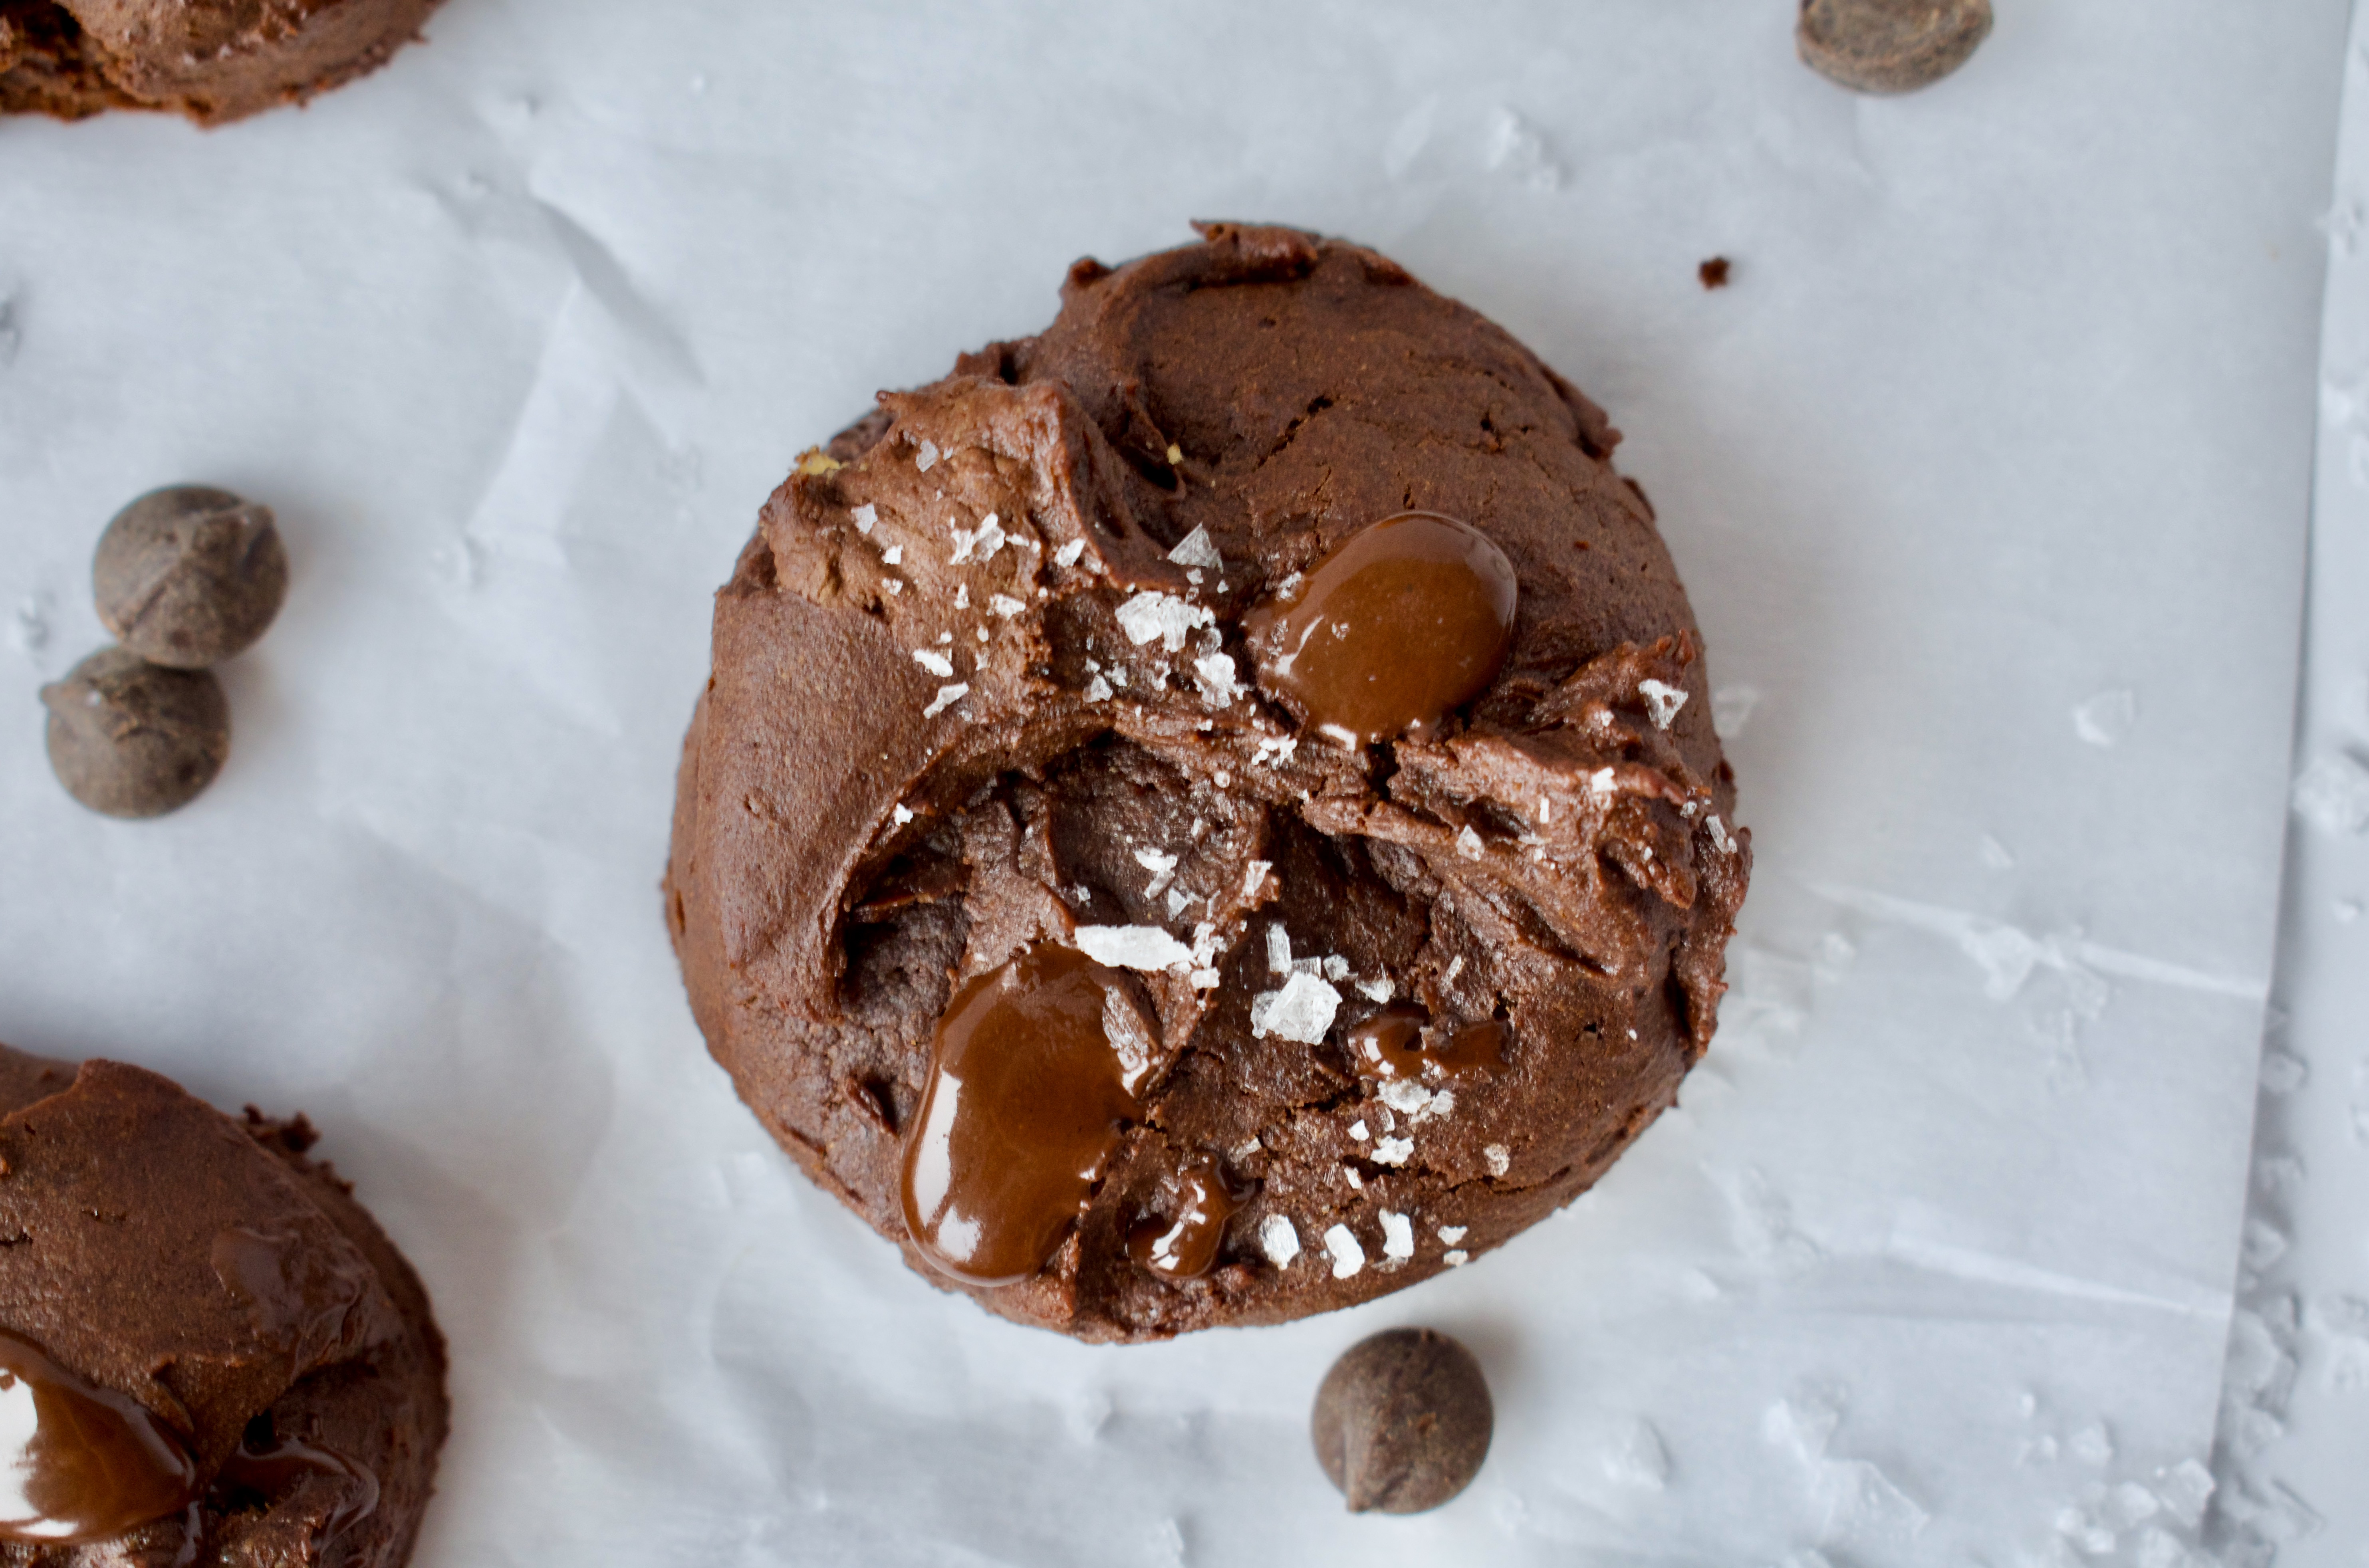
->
[1348,1009,1511,1084]
[900,945,1157,1286]
[1127,1152,1242,1281]
[1245,512,1518,747]
[0,1328,200,1545]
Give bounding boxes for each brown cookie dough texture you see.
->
[666,224,1752,1342]
[0,1043,446,1567]
[1,0,442,126]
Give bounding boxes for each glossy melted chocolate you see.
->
[900,945,1157,1285]
[0,1328,199,1546]
[1346,1009,1512,1084]
[1245,512,1518,747]
[1126,1152,1242,1281]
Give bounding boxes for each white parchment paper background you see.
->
[0,3,2350,1564]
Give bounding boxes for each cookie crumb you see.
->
[1698,257,1732,289]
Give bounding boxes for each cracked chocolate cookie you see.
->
[0,1043,447,1566]
[1,0,442,126]
[665,222,1751,1341]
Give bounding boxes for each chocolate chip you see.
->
[41,648,230,819]
[1310,1327,1493,1513]
[1797,0,1993,95]
[93,486,288,669]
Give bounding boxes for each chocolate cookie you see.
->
[665,223,1751,1341]
[0,1043,447,1567]
[0,0,442,126]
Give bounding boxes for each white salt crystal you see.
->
[1638,678,1688,729]
[1708,815,1738,855]
[911,649,953,678]
[1193,651,1242,706]
[891,804,915,826]
[1242,860,1271,898]
[1444,955,1464,984]
[881,544,903,565]
[915,438,940,471]
[1322,955,1349,981]
[1343,1167,1363,1189]
[1349,1120,1369,1142]
[922,684,968,719]
[1356,978,1394,1003]
[955,583,970,609]
[1116,590,1214,652]
[1085,674,1113,703]
[1483,1144,1510,1177]
[1266,923,1293,975]
[990,594,1026,618]
[1436,1225,1467,1244]
[1167,525,1223,570]
[1074,925,1195,972]
[1259,1215,1300,1267]
[1250,973,1343,1043]
[1054,539,1087,568]
[1379,1078,1454,1125]
[1443,1249,1469,1267]
[1380,1210,1415,1260]
[1323,1224,1366,1279]
[1589,767,1616,800]
[1456,825,1484,859]
[1371,1136,1414,1166]
[852,503,877,534]
[883,578,903,595]
[1134,847,1179,896]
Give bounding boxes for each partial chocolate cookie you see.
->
[666,223,1751,1342]
[0,0,442,126]
[0,1043,447,1567]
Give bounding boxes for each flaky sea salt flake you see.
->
[1638,678,1689,729]
[922,684,969,718]
[1116,590,1214,652]
[1380,1210,1415,1260]
[1250,972,1342,1043]
[911,649,953,678]
[1371,1136,1414,1166]
[915,439,940,471]
[1266,923,1293,975]
[1242,860,1272,898]
[1054,539,1087,568]
[1134,848,1179,897]
[1483,1144,1510,1177]
[1456,825,1485,860]
[852,503,877,534]
[1443,1249,1469,1267]
[891,804,915,826]
[1708,815,1738,855]
[1436,1225,1467,1244]
[1167,525,1223,571]
[1379,1078,1454,1125]
[1074,925,1195,972]
[1085,674,1113,703]
[990,594,1026,618]
[1259,1215,1300,1267]
[1356,978,1393,1003]
[1193,651,1243,706]
[1323,1224,1366,1279]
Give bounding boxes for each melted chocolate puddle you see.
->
[1246,512,1518,747]
[0,1328,199,1546]
[900,944,1157,1285]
